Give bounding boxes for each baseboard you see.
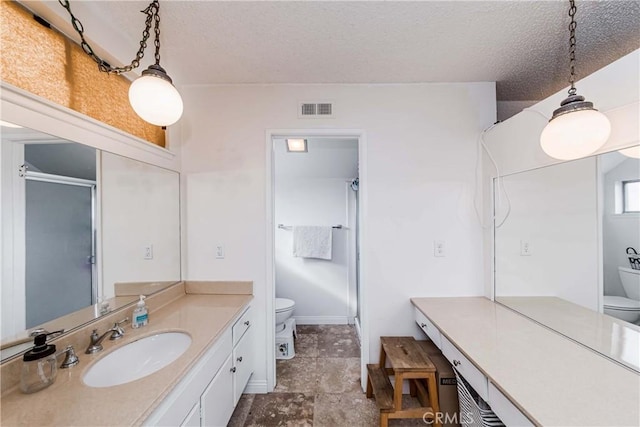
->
[293,316,348,325]
[244,379,269,394]
[354,317,362,344]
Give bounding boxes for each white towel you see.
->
[292,226,333,260]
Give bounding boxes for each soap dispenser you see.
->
[20,334,57,394]
[132,295,148,328]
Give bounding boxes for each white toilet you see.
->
[275,298,295,332]
[275,298,296,359]
[604,267,640,324]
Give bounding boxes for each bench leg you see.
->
[393,373,404,411]
[380,412,389,427]
[366,372,373,398]
[426,374,441,427]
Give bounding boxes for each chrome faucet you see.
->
[85,318,128,354]
[59,345,80,368]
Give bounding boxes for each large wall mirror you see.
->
[0,121,181,361]
[494,145,640,372]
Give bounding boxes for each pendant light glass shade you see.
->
[540,105,611,160]
[539,0,611,161]
[128,65,183,127]
[619,146,640,159]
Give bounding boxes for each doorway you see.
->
[267,131,366,391]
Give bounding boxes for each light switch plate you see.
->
[520,240,532,256]
[144,245,153,260]
[215,244,225,259]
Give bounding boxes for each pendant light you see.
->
[619,146,640,159]
[540,0,611,160]
[60,0,183,127]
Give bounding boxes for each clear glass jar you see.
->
[20,334,57,394]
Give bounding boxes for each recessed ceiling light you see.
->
[286,139,308,152]
[0,120,23,128]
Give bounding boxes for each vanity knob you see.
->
[237,356,243,363]
[420,323,427,328]
[244,320,250,326]
[453,360,461,367]
[230,367,237,373]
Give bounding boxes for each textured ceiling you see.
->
[31,1,640,101]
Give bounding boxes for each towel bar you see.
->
[277,224,345,229]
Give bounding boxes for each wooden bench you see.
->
[366,336,441,427]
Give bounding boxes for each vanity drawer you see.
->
[441,335,488,401]
[414,307,441,348]
[488,383,534,427]
[232,306,252,346]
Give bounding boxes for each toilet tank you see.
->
[618,267,640,300]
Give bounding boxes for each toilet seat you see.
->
[603,296,640,311]
[275,298,295,313]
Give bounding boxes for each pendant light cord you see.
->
[474,124,512,229]
[58,0,160,74]
[567,0,578,96]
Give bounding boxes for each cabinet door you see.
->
[201,355,234,427]
[233,328,254,405]
[180,401,200,427]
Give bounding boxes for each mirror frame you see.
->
[1,82,182,363]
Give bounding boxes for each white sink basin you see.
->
[83,332,191,388]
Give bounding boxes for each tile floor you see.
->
[228,324,429,427]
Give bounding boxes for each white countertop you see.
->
[411,297,640,427]
[1,292,252,426]
[496,296,640,372]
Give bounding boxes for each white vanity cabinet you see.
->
[200,356,235,426]
[440,335,488,401]
[144,305,254,427]
[414,307,441,348]
[487,383,534,427]
[232,325,254,405]
[181,402,201,427]
[413,304,533,426]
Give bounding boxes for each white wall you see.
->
[101,152,181,299]
[495,157,599,310]
[602,154,640,296]
[274,138,358,324]
[180,82,496,390]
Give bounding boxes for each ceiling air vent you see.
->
[317,103,332,116]
[300,103,316,116]
[298,102,334,118]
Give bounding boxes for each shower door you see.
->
[25,175,96,328]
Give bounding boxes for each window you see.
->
[623,180,640,213]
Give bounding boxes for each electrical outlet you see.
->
[520,240,532,256]
[144,244,153,260]
[215,244,225,259]
[434,240,446,257]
